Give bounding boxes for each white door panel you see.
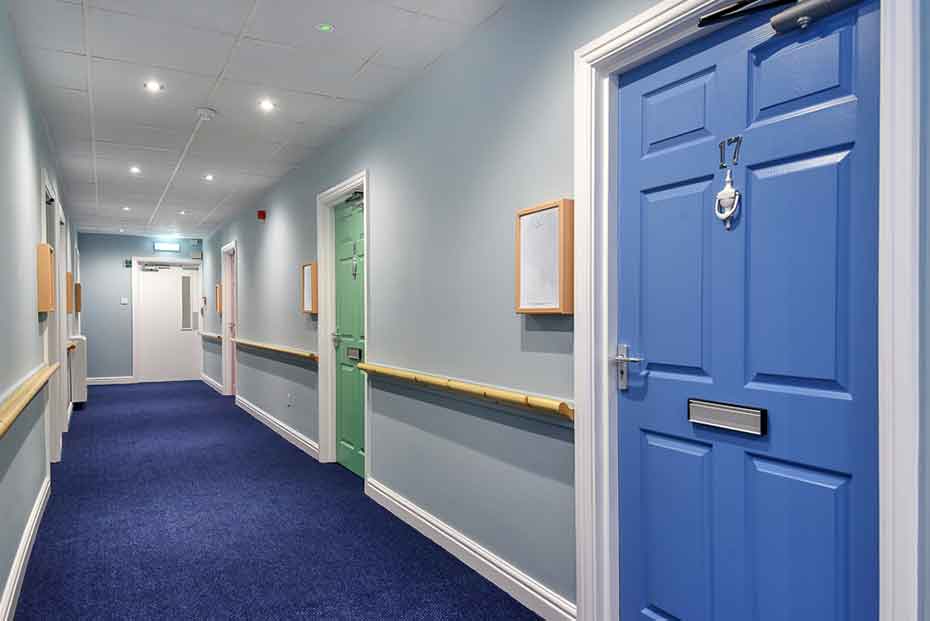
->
[138,266,200,382]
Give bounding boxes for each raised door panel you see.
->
[745,150,850,395]
[641,433,713,621]
[641,178,714,380]
[747,457,850,621]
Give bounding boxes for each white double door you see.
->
[137,264,201,382]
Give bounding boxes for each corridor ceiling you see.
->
[10,0,504,237]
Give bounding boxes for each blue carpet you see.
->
[16,381,540,620]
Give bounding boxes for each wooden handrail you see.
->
[357,362,574,421]
[200,331,223,341]
[0,363,60,439]
[67,342,77,352]
[232,337,319,362]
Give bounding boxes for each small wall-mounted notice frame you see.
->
[301,262,318,314]
[215,283,222,314]
[515,199,573,314]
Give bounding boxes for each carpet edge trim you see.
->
[0,475,50,621]
[235,395,320,461]
[365,477,576,621]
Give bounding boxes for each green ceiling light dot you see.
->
[316,23,335,32]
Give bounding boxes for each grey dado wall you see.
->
[0,0,69,608]
[202,0,657,604]
[237,349,320,444]
[202,339,223,387]
[78,234,202,379]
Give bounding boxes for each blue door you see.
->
[617,3,879,620]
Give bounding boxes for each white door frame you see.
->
[316,170,369,466]
[220,240,237,396]
[40,171,62,466]
[131,256,202,384]
[572,1,923,619]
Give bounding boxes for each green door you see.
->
[334,196,365,477]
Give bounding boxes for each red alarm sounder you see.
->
[257,210,266,221]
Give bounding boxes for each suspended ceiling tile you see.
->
[224,39,365,99]
[375,12,469,69]
[9,0,85,54]
[391,0,504,25]
[19,47,87,92]
[247,0,395,58]
[59,153,94,183]
[288,122,341,149]
[93,121,189,151]
[90,58,215,130]
[96,171,169,201]
[88,8,235,75]
[41,87,91,145]
[210,79,306,127]
[189,119,285,161]
[94,141,179,170]
[162,177,229,206]
[299,96,369,131]
[340,61,412,102]
[272,143,319,166]
[88,0,256,35]
[64,181,99,206]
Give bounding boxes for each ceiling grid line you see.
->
[146,0,261,228]
[79,0,99,207]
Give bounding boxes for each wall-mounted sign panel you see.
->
[515,199,573,314]
[154,241,181,252]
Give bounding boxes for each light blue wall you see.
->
[77,233,202,378]
[203,0,658,602]
[0,0,69,603]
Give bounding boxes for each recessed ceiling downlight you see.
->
[143,80,165,93]
[122,206,131,212]
[129,165,141,175]
[258,98,276,113]
[203,173,215,182]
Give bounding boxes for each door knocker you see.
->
[715,135,743,230]
[715,169,740,230]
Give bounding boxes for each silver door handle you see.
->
[614,344,643,391]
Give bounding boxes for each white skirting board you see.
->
[365,478,576,621]
[235,395,320,461]
[0,476,50,621]
[200,373,224,395]
[87,376,134,385]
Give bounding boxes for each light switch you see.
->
[120,297,129,306]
